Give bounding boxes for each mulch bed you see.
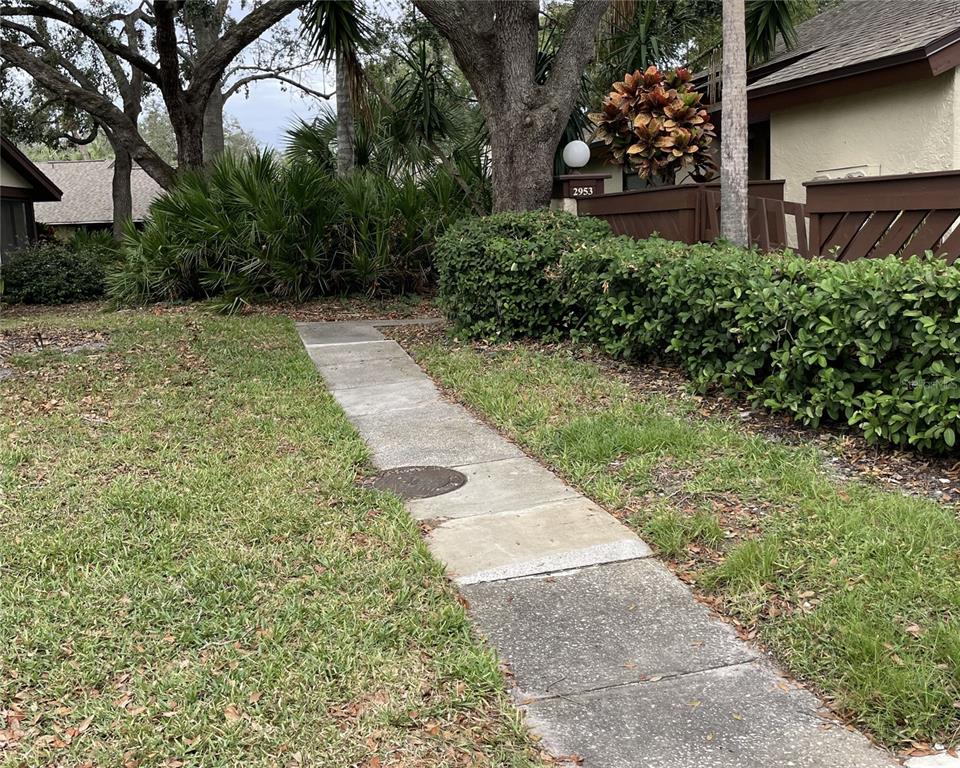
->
[383,321,960,510]
[246,296,441,323]
[0,301,106,320]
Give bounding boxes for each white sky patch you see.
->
[227,63,335,148]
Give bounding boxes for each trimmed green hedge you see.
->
[435,211,611,339]
[435,212,960,452]
[0,241,107,305]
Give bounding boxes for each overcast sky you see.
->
[224,64,334,149]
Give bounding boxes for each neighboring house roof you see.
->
[33,158,163,226]
[748,0,960,97]
[0,137,63,202]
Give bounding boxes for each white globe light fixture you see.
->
[562,140,591,169]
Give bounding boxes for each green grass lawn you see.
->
[404,338,960,753]
[0,310,542,767]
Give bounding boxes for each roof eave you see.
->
[0,137,63,202]
[746,45,933,102]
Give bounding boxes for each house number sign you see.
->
[556,174,608,199]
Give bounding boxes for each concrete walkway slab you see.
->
[426,497,651,585]
[317,357,430,391]
[523,662,895,768]
[332,378,443,418]
[297,319,898,768]
[406,456,579,521]
[297,322,384,345]
[305,340,412,368]
[353,402,523,469]
[463,559,756,697]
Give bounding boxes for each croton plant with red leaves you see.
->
[589,66,717,183]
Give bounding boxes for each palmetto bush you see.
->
[108,150,473,309]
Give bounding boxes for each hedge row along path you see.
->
[298,319,899,768]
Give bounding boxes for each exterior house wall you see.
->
[770,70,959,203]
[1,158,31,188]
[579,158,624,193]
[954,68,960,170]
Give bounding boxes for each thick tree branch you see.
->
[223,71,332,100]
[1,39,175,187]
[1,0,161,82]
[185,0,308,111]
[1,17,97,90]
[414,1,496,43]
[543,0,609,99]
[152,1,186,112]
[56,122,98,145]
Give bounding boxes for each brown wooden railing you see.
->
[577,180,809,253]
[576,171,960,264]
[702,188,809,255]
[804,171,959,264]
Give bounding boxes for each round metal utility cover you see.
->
[367,466,467,500]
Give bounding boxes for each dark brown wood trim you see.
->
[805,171,960,213]
[929,37,960,75]
[748,46,931,101]
[0,185,35,200]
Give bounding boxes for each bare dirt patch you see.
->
[0,327,109,356]
[0,326,112,383]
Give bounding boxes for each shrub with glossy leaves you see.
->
[1,241,106,304]
[563,236,960,451]
[433,211,611,339]
[438,212,959,452]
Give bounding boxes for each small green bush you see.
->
[438,212,960,452]
[1,241,106,304]
[434,211,611,339]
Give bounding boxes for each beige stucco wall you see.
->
[0,157,31,188]
[580,157,624,193]
[770,69,959,203]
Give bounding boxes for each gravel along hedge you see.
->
[435,213,960,453]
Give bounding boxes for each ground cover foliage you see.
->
[435,211,960,453]
[0,308,544,767]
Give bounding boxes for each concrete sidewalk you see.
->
[298,320,900,768]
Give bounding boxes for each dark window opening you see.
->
[1,199,32,260]
[748,120,771,180]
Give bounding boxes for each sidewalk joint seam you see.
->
[303,339,392,348]
[456,550,652,586]
[520,658,761,704]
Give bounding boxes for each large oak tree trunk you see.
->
[487,113,561,212]
[111,145,133,239]
[335,52,355,175]
[414,0,609,212]
[203,86,226,160]
[721,0,749,246]
[173,117,206,170]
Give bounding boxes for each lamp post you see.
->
[552,140,611,214]
[562,140,591,170]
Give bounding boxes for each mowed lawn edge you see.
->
[0,310,543,767]
[403,337,960,753]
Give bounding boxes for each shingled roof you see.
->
[748,0,960,95]
[33,158,163,226]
